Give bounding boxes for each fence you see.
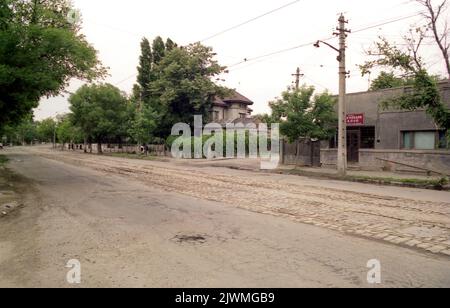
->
[62,143,167,156]
[281,139,321,167]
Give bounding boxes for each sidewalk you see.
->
[176,158,449,190]
[279,165,450,190]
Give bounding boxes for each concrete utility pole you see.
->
[292,67,304,90]
[336,14,350,176]
[314,14,350,176]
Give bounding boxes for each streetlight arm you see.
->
[314,40,341,55]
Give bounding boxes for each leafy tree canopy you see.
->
[69,83,129,152]
[56,114,82,147]
[149,42,229,137]
[36,117,56,142]
[269,85,337,143]
[369,71,414,91]
[0,0,106,128]
[128,104,158,145]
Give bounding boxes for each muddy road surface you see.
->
[1,147,449,288]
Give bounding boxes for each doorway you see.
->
[347,130,360,163]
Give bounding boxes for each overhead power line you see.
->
[114,9,425,86]
[114,1,302,86]
[115,73,139,86]
[351,12,425,34]
[199,0,301,42]
[226,11,425,71]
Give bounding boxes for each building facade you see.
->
[322,80,450,174]
[211,91,254,123]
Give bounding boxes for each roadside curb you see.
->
[270,169,450,192]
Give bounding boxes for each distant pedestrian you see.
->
[144,144,149,156]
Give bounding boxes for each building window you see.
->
[214,111,220,121]
[402,131,438,150]
[239,113,246,119]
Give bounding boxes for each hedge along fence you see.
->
[166,132,273,159]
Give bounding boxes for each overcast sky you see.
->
[34,0,449,120]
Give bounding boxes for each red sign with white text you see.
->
[346,113,364,125]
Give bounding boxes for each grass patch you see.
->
[349,175,447,187]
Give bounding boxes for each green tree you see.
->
[128,104,158,146]
[136,38,153,103]
[270,86,337,165]
[69,84,129,154]
[165,38,177,52]
[0,124,15,145]
[152,36,166,65]
[151,43,229,137]
[370,72,414,91]
[15,115,37,145]
[0,0,105,129]
[134,36,177,117]
[56,115,81,150]
[36,118,57,143]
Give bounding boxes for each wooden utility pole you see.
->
[292,67,304,89]
[336,14,350,176]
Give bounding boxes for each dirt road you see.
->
[1,146,449,287]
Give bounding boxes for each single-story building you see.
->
[321,80,450,174]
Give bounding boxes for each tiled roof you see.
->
[213,90,254,107]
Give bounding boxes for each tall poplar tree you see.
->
[136,38,153,103]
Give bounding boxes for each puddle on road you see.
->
[172,234,208,245]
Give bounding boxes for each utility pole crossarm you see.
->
[291,67,304,90]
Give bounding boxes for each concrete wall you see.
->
[212,106,225,121]
[321,148,450,175]
[359,149,450,175]
[226,103,249,122]
[377,110,438,149]
[213,103,250,122]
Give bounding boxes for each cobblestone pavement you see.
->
[34,149,450,257]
